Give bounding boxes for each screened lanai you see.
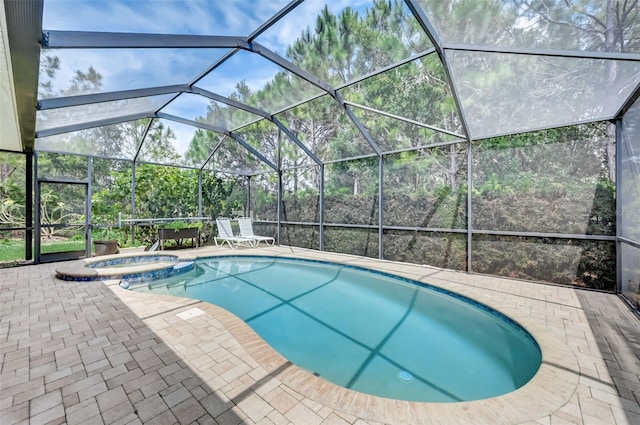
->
[1,0,640,311]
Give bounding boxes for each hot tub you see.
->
[55,253,194,283]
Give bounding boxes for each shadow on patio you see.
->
[574,290,640,425]
[0,261,285,424]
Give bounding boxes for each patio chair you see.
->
[237,217,275,246]
[214,218,256,249]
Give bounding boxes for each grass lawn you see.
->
[0,238,88,262]
[0,239,25,262]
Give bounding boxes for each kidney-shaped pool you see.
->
[128,256,541,403]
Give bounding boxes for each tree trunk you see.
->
[605,0,618,53]
[449,143,458,190]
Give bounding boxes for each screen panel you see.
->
[38,181,87,257]
[0,229,27,264]
[472,235,615,291]
[447,51,640,140]
[204,135,273,175]
[91,158,132,226]
[383,146,467,229]
[36,94,173,133]
[416,0,640,54]
[133,163,199,219]
[38,48,227,99]
[324,158,379,225]
[339,53,463,136]
[256,0,433,86]
[472,124,615,236]
[161,93,260,132]
[282,166,320,224]
[37,152,88,180]
[43,0,290,35]
[137,118,202,167]
[233,119,281,167]
[383,230,466,272]
[324,226,378,259]
[36,119,151,159]
[250,172,278,222]
[197,49,323,114]
[621,98,640,241]
[276,95,376,162]
[0,152,27,228]
[280,224,319,250]
[620,243,640,310]
[201,171,248,219]
[349,107,464,154]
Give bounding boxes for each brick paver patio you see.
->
[1,246,638,424]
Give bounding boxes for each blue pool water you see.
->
[131,256,541,402]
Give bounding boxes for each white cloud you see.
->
[43,0,290,36]
[39,0,377,123]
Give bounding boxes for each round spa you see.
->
[55,254,195,283]
[128,256,542,403]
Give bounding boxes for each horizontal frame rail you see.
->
[619,237,640,250]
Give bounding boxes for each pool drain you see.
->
[397,371,413,382]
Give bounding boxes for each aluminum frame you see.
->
[404,0,473,143]
[0,0,629,294]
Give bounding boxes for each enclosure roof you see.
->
[3,0,640,172]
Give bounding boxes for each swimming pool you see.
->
[130,256,542,402]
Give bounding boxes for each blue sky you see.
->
[39,0,382,158]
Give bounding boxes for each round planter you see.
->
[93,240,119,256]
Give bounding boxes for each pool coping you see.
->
[55,252,182,281]
[92,247,579,424]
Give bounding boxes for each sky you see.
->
[38,0,393,159]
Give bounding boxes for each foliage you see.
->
[0,199,24,227]
[0,152,26,227]
[163,220,202,230]
[92,227,122,241]
[89,164,242,244]
[39,191,85,239]
[6,0,638,294]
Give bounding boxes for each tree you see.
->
[0,152,26,228]
[515,0,640,181]
[38,53,60,99]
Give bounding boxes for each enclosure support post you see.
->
[131,161,136,245]
[319,165,325,251]
[378,155,384,259]
[86,157,93,257]
[467,142,473,273]
[277,128,283,245]
[34,152,40,264]
[246,176,252,218]
[25,152,33,261]
[277,171,283,245]
[616,118,623,293]
[198,170,203,217]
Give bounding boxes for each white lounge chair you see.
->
[237,217,275,246]
[214,218,255,249]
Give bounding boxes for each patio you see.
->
[1,246,638,425]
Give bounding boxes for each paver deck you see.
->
[1,245,639,425]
